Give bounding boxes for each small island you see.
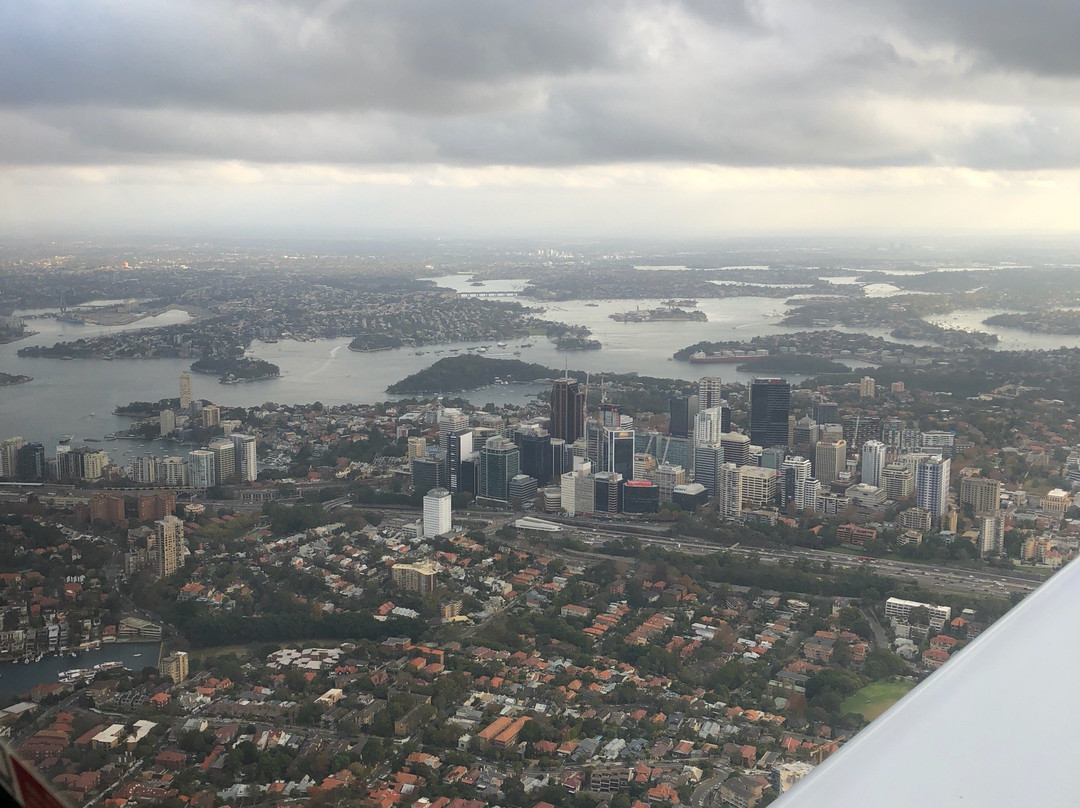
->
[349,333,404,352]
[190,356,280,384]
[387,355,554,394]
[0,372,32,386]
[610,307,707,323]
[547,324,602,351]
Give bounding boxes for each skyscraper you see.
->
[698,377,724,410]
[694,444,723,499]
[750,378,791,448]
[781,456,813,509]
[155,515,185,579]
[0,437,26,479]
[815,439,847,485]
[179,372,193,410]
[917,456,951,518]
[604,428,636,480]
[208,439,236,484]
[438,408,469,454]
[513,424,552,486]
[14,443,45,482]
[423,488,453,538]
[716,462,743,519]
[479,436,520,501]
[446,429,474,492]
[861,440,886,488]
[668,395,698,439]
[188,449,216,489]
[694,408,725,448]
[720,432,751,467]
[232,433,258,482]
[550,378,586,444]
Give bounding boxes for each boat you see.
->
[497,342,507,348]
[687,350,760,364]
[59,435,73,444]
[104,434,117,440]
[133,653,142,658]
[520,343,533,348]
[84,438,101,442]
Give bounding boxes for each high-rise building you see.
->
[694,444,723,499]
[750,378,791,448]
[604,428,636,480]
[201,404,221,429]
[208,439,235,485]
[438,408,469,455]
[978,514,1005,557]
[138,492,176,522]
[550,378,586,444]
[90,494,126,527]
[861,441,887,489]
[560,461,594,516]
[411,455,445,492]
[160,409,176,436]
[842,414,882,452]
[860,376,876,398]
[791,417,819,457]
[0,437,26,479]
[446,429,474,492]
[508,474,538,508]
[81,449,109,482]
[479,436,520,501]
[14,443,46,482]
[740,466,777,509]
[513,425,552,486]
[882,463,915,500]
[636,431,693,471]
[391,561,437,593]
[960,476,1002,515]
[812,401,839,425]
[599,404,622,428]
[179,372,193,410]
[231,433,258,482]
[780,456,813,509]
[133,455,158,485]
[161,651,189,683]
[593,471,624,514]
[623,480,659,514]
[161,456,187,487]
[668,395,698,439]
[694,408,726,448]
[155,515,185,579]
[916,456,950,518]
[188,450,216,489]
[651,463,686,504]
[423,488,452,538]
[698,377,724,410]
[720,432,751,467]
[716,462,742,519]
[407,437,427,458]
[815,439,847,486]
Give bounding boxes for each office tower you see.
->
[669,395,698,439]
[780,456,813,509]
[189,449,216,489]
[694,408,725,448]
[842,414,881,452]
[160,409,176,436]
[161,651,189,684]
[978,514,1005,557]
[860,376,876,398]
[438,408,469,454]
[549,438,570,480]
[750,378,791,448]
[0,437,26,478]
[231,433,258,482]
[720,432,751,467]
[716,462,743,519]
[411,455,444,492]
[694,444,723,498]
[423,488,452,538]
[560,462,594,516]
[179,372,193,410]
[636,431,693,471]
[391,562,437,594]
[698,377,724,410]
[446,429,474,492]
[594,471,624,514]
[479,436,520,501]
[634,452,658,480]
[155,515,185,579]
[812,401,839,425]
[760,446,786,470]
[585,419,603,467]
[161,456,187,487]
[540,487,562,513]
[201,404,221,429]
[791,417,819,457]
[623,480,659,514]
[509,474,539,508]
[882,463,915,500]
[651,463,686,504]
[604,428,636,480]
[861,440,887,488]
[815,439,846,486]
[407,437,427,458]
[916,456,950,518]
[960,476,1002,515]
[208,439,236,484]
[14,443,46,482]
[550,378,586,443]
[133,455,158,485]
[458,454,479,496]
[740,466,777,509]
[513,424,552,486]
[599,404,621,428]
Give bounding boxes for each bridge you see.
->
[457,290,519,298]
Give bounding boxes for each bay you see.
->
[0,641,161,698]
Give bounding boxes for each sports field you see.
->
[841,680,917,721]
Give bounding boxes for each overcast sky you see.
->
[4,0,1080,240]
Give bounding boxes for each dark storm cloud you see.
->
[2,0,1080,169]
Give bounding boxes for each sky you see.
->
[4,0,1080,240]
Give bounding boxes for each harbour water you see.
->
[0,642,160,698]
